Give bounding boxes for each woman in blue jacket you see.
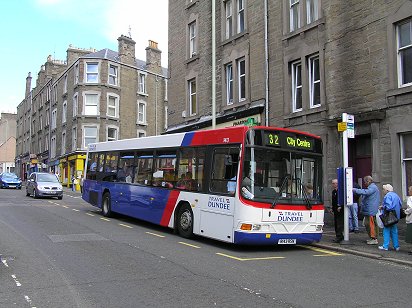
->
[379,184,401,251]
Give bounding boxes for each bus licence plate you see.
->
[278,239,296,244]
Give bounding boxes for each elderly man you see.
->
[353,175,380,245]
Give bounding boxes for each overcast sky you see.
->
[0,0,168,114]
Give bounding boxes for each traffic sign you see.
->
[338,122,347,132]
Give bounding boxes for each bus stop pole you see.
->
[341,113,350,243]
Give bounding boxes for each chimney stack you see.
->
[25,72,32,98]
[146,40,162,74]
[117,35,136,66]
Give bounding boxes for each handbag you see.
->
[399,204,406,219]
[379,209,399,227]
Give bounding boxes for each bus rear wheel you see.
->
[102,193,112,217]
[177,204,193,238]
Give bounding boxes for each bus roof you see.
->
[87,126,321,153]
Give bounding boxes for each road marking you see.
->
[24,295,36,308]
[216,253,284,261]
[11,274,22,287]
[86,213,95,217]
[2,258,9,267]
[298,245,343,256]
[119,223,133,229]
[72,209,80,212]
[145,231,165,238]
[179,242,201,249]
[61,205,69,209]
[100,218,110,222]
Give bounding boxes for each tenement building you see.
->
[15,35,167,189]
[167,0,412,198]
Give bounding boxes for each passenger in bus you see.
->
[177,172,194,190]
[90,158,97,171]
[304,183,314,198]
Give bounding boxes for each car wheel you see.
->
[26,188,30,196]
[177,203,194,239]
[33,189,39,199]
[57,196,63,200]
[102,193,112,217]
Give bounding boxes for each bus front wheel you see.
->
[177,204,193,239]
[102,193,112,217]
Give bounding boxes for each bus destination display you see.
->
[265,131,314,151]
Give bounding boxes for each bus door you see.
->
[201,146,240,242]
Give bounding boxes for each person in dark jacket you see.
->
[331,178,343,243]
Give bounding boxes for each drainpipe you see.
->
[212,0,216,129]
[155,76,158,135]
[264,0,269,126]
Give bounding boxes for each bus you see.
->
[82,126,324,245]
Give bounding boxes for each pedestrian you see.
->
[331,179,344,243]
[378,184,402,251]
[405,185,412,255]
[349,182,360,233]
[353,175,380,245]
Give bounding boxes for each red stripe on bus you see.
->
[160,190,181,226]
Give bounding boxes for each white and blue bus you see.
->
[82,126,324,245]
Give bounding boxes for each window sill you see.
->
[220,31,249,47]
[137,122,148,126]
[285,105,326,120]
[387,85,412,97]
[222,99,250,112]
[137,92,148,97]
[185,54,199,65]
[185,0,197,10]
[282,17,325,42]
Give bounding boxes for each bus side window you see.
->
[209,146,240,194]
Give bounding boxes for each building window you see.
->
[137,101,146,124]
[107,126,118,141]
[306,0,318,24]
[86,62,99,83]
[83,126,98,149]
[51,135,56,158]
[74,63,79,84]
[62,100,67,123]
[84,93,99,115]
[73,93,78,117]
[292,61,303,112]
[397,19,412,87]
[63,75,68,93]
[39,114,43,131]
[108,64,118,86]
[164,106,168,130]
[51,108,57,129]
[225,0,233,39]
[290,0,300,32]
[308,55,320,108]
[137,130,146,138]
[189,21,197,57]
[138,72,147,94]
[72,127,77,151]
[226,63,233,105]
[46,109,50,126]
[401,133,412,195]
[107,94,119,118]
[164,79,168,101]
[61,131,66,155]
[237,58,246,101]
[188,78,197,115]
[237,0,244,33]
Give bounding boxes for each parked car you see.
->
[26,172,63,199]
[0,172,22,189]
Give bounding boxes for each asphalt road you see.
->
[1,188,411,308]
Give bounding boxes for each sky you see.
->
[0,0,168,114]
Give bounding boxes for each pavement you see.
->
[317,211,412,267]
[63,187,412,267]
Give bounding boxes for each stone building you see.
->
[167,0,412,198]
[15,35,168,188]
[0,112,17,173]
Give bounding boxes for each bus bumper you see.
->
[233,231,322,245]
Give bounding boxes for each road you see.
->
[0,188,410,307]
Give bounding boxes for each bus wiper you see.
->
[270,175,289,209]
[297,178,312,210]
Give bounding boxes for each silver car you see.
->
[26,172,63,200]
